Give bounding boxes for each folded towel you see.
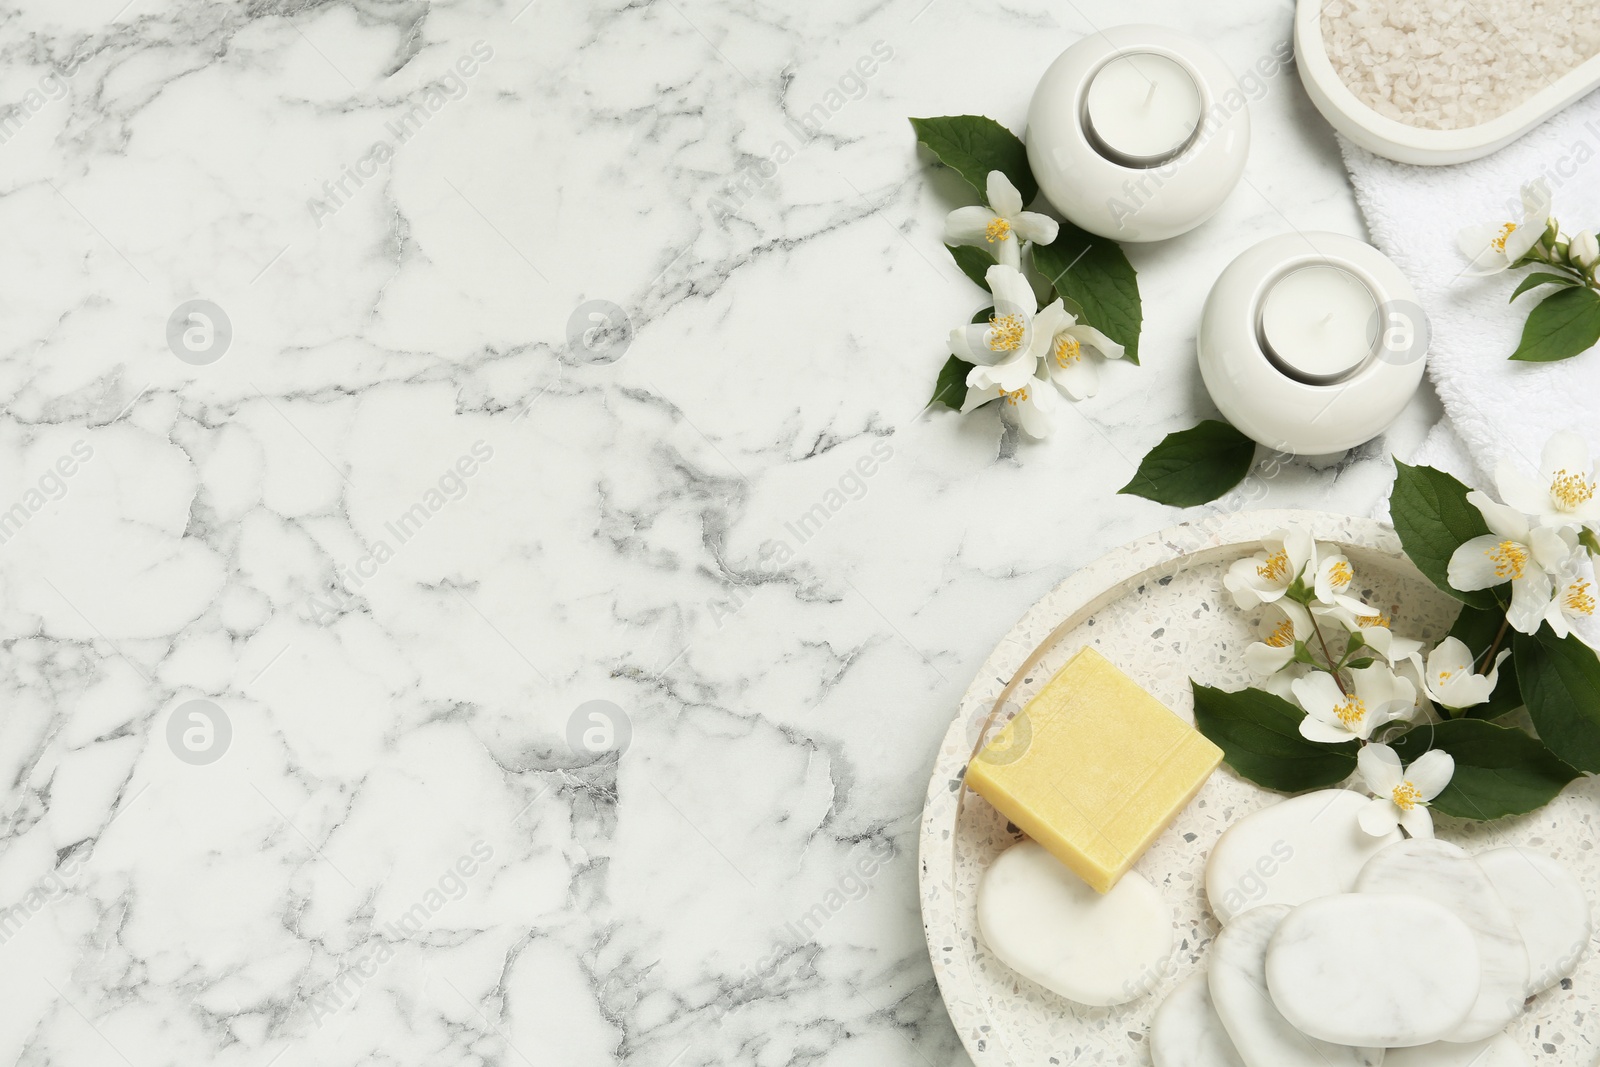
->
[1338,91,1600,499]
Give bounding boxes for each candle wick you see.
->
[1143,81,1157,106]
[1318,312,1334,328]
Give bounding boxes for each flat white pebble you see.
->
[1357,838,1530,1041]
[1208,903,1383,1067]
[1151,971,1247,1067]
[1206,789,1402,923]
[1476,846,1592,994]
[1265,893,1480,1047]
[977,839,1172,1007]
[1382,1032,1531,1067]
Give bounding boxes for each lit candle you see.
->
[1084,53,1204,167]
[1259,265,1380,383]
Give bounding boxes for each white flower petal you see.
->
[944,205,995,244]
[1495,458,1552,517]
[1359,742,1404,792]
[953,323,1005,366]
[986,170,1023,219]
[1468,490,1530,541]
[1508,569,1556,635]
[985,264,1036,318]
[960,382,1001,413]
[994,238,1021,270]
[986,353,1040,392]
[1449,534,1515,592]
[1292,672,1345,721]
[1049,351,1100,400]
[1300,716,1356,744]
[1426,636,1474,677]
[1065,323,1125,361]
[1504,221,1544,263]
[1542,431,1593,484]
[1015,383,1056,438]
[1244,642,1296,676]
[1408,750,1456,800]
[1458,223,1503,262]
[1359,797,1403,837]
[1011,211,1058,245]
[1398,804,1435,839]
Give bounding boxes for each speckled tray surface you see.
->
[919,510,1600,1067]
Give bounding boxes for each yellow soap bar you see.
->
[967,647,1221,894]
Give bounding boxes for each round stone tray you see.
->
[919,510,1600,1067]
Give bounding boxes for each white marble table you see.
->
[0,1,1441,1064]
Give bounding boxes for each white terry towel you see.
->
[1337,91,1600,494]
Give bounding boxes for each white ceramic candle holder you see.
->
[1198,231,1429,456]
[1026,25,1251,243]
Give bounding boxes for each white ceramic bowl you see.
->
[1295,0,1600,165]
[1197,231,1428,456]
[1026,25,1250,243]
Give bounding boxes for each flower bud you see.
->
[1570,229,1599,269]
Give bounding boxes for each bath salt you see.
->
[1321,0,1600,130]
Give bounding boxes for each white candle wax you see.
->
[1084,53,1203,167]
[1260,266,1380,382]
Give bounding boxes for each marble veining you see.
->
[1357,838,1533,1042]
[1264,892,1480,1048]
[1207,904,1383,1067]
[0,0,1442,1065]
[1150,970,1247,1067]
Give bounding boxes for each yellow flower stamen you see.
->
[1567,579,1596,617]
[1438,669,1454,683]
[1054,335,1082,367]
[1488,540,1529,581]
[1333,698,1367,728]
[987,313,1025,353]
[999,386,1029,406]
[1258,550,1290,583]
[1265,619,1295,648]
[1550,469,1596,511]
[1491,222,1516,253]
[1357,612,1391,630]
[1328,561,1354,588]
[985,217,1012,244]
[1391,780,1424,811]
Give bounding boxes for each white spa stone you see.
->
[976,839,1173,1007]
[1264,893,1480,1048]
[1150,971,1247,1067]
[1208,904,1383,1067]
[1206,789,1402,923]
[1476,846,1593,994]
[1382,1033,1531,1067]
[1356,838,1531,1041]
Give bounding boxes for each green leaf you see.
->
[1446,604,1521,719]
[1510,272,1580,302]
[1580,528,1600,558]
[1032,223,1143,364]
[908,115,1036,206]
[945,244,995,290]
[972,306,993,325]
[1389,461,1496,610]
[1511,286,1600,362]
[1387,719,1579,820]
[1516,627,1600,772]
[1191,683,1359,793]
[1119,421,1257,508]
[929,355,973,411]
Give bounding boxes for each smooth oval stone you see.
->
[1383,1033,1531,1067]
[977,839,1173,1007]
[1357,838,1531,1041]
[1206,789,1402,923]
[1265,893,1480,1047]
[1208,904,1383,1067]
[1151,971,1247,1067]
[1477,846,1592,994]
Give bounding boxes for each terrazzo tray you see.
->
[1295,0,1600,165]
[919,510,1600,1066]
